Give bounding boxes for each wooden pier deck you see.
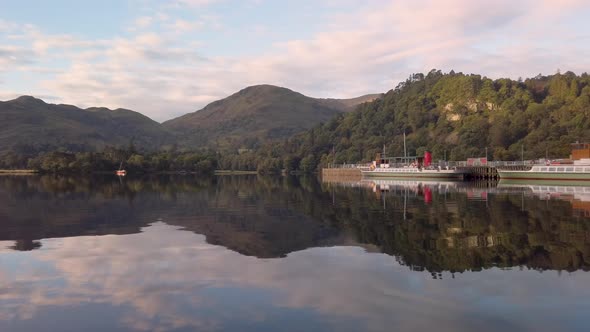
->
[321,168,362,182]
[458,165,529,180]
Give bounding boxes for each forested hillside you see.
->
[235,70,590,172]
[163,85,380,149]
[0,96,174,154]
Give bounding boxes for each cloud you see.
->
[1,0,589,121]
[0,46,35,68]
[175,0,221,7]
[0,222,589,332]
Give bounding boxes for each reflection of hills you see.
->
[0,176,343,258]
[0,177,145,243]
[1,176,590,272]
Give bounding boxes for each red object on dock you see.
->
[424,151,432,167]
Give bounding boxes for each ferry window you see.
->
[557,167,564,172]
[548,167,555,172]
[566,167,574,172]
[575,168,583,172]
[540,167,547,172]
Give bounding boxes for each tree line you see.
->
[2,70,589,174]
[0,147,216,174]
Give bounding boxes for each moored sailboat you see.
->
[116,162,127,176]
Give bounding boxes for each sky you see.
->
[1,0,589,121]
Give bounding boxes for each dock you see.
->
[457,165,530,180]
[321,167,362,182]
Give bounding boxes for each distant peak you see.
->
[239,84,293,94]
[13,95,47,105]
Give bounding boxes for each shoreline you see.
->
[0,170,38,175]
[214,170,258,175]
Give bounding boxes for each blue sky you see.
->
[1,0,590,121]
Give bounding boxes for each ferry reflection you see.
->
[498,179,590,217]
[353,179,490,203]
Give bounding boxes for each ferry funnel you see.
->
[424,151,432,167]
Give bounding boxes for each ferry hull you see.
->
[497,171,590,181]
[361,171,464,180]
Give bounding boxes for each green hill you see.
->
[163,85,381,149]
[245,70,590,172]
[0,96,174,154]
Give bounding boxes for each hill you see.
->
[241,70,590,172]
[0,96,174,154]
[316,94,383,112]
[163,85,380,149]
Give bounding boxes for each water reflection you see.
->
[328,178,590,273]
[1,175,590,272]
[0,176,589,331]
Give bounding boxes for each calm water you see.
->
[1,175,590,332]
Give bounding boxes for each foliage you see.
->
[0,96,175,154]
[5,147,218,174]
[242,70,590,172]
[163,85,381,149]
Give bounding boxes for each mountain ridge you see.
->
[0,96,174,153]
[162,84,381,148]
[0,85,380,153]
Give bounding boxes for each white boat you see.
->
[116,162,127,176]
[361,151,465,179]
[498,143,590,181]
[362,165,465,179]
[497,159,590,181]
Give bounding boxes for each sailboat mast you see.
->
[403,132,407,158]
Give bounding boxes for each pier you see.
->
[322,166,363,182]
[457,165,530,180]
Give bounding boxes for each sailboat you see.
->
[116,162,127,176]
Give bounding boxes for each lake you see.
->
[0,175,589,332]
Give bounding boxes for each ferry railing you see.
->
[326,163,371,169]
[326,160,546,169]
[450,160,539,168]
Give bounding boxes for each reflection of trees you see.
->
[315,182,590,273]
[9,239,42,251]
[1,175,589,272]
[0,175,342,258]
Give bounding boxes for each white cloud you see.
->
[0,222,588,331]
[1,0,589,121]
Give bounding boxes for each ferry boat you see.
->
[497,143,590,181]
[361,151,466,179]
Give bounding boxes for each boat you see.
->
[116,162,127,176]
[497,143,590,181]
[361,151,466,179]
[497,162,590,181]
